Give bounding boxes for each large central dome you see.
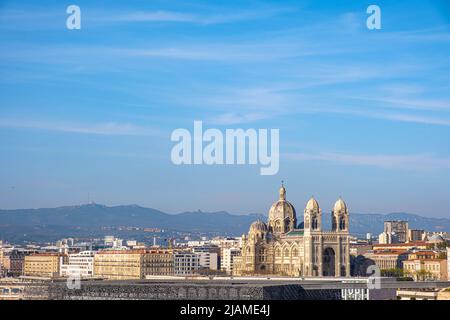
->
[268,184,297,234]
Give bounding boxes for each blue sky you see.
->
[1,0,450,217]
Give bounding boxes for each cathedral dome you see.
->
[267,183,297,234]
[306,197,319,211]
[268,187,296,221]
[334,198,347,211]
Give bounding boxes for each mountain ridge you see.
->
[0,204,449,243]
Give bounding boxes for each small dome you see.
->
[334,198,347,211]
[306,197,319,211]
[428,234,444,242]
[250,219,268,233]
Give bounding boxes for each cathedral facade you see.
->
[233,185,350,277]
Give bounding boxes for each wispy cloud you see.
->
[95,8,293,26]
[285,152,450,171]
[0,119,160,136]
[208,113,269,125]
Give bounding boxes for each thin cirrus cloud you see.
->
[285,152,450,171]
[208,113,270,125]
[0,6,293,30]
[95,8,293,25]
[0,118,160,136]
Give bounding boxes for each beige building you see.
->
[408,229,425,242]
[363,251,408,270]
[397,288,450,300]
[448,248,450,281]
[143,250,174,276]
[234,185,350,277]
[372,242,428,252]
[403,259,448,281]
[23,253,65,277]
[94,249,174,280]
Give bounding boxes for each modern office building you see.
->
[60,251,95,277]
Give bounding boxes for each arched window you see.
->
[275,220,281,233]
[284,248,290,257]
[339,217,346,230]
[305,217,310,229]
[292,248,298,256]
[312,216,318,230]
[332,217,337,230]
[276,248,281,257]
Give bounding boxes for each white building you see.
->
[198,252,219,270]
[174,253,200,276]
[378,232,392,244]
[221,248,241,274]
[60,251,95,277]
[192,246,219,270]
[126,240,137,247]
[104,236,115,246]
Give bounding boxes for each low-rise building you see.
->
[24,253,65,277]
[5,250,27,277]
[143,250,174,276]
[396,288,450,300]
[372,241,427,252]
[94,250,145,280]
[94,249,175,280]
[397,289,440,300]
[349,244,373,257]
[363,251,408,270]
[403,258,448,280]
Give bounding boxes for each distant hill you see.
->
[0,204,449,242]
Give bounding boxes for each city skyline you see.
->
[1,0,450,217]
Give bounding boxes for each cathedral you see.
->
[233,184,350,277]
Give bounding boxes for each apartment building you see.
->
[221,247,241,274]
[173,253,200,276]
[403,259,448,280]
[143,250,174,276]
[94,250,145,280]
[24,253,66,277]
[94,249,174,280]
